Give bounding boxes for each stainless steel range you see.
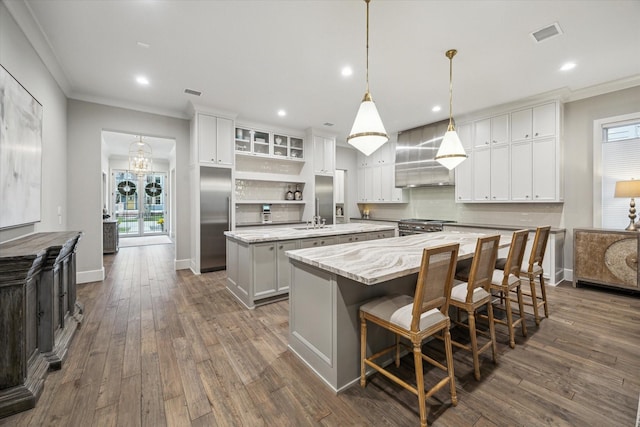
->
[398,218,456,236]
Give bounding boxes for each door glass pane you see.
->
[143,173,166,234]
[114,171,139,236]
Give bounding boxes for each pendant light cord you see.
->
[365,0,370,94]
[446,49,457,131]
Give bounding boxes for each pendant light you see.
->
[129,135,153,177]
[435,49,467,170]
[347,0,388,157]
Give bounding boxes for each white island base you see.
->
[286,231,506,393]
[289,260,417,392]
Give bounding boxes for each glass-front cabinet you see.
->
[235,126,303,160]
[235,127,251,152]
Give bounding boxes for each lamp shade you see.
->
[435,130,467,170]
[614,179,640,197]
[347,95,389,157]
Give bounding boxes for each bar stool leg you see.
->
[468,309,481,381]
[360,316,367,387]
[528,273,541,326]
[414,341,428,427]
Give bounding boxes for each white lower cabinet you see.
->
[226,231,394,308]
[299,236,338,248]
[276,240,297,293]
[253,243,277,298]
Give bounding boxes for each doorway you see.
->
[113,170,167,237]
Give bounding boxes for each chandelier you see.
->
[129,135,152,177]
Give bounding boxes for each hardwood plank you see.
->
[164,396,190,427]
[155,328,183,401]
[91,404,118,427]
[116,374,141,427]
[171,337,211,420]
[140,352,166,427]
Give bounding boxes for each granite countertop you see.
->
[224,223,396,244]
[286,231,510,285]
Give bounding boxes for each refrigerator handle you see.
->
[227,197,231,231]
[316,198,320,217]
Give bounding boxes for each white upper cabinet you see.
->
[456,101,562,204]
[313,135,335,175]
[473,118,491,148]
[511,102,556,142]
[198,113,233,166]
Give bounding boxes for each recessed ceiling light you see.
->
[432,105,442,112]
[277,110,286,117]
[560,62,576,71]
[136,76,149,85]
[341,66,353,77]
[137,41,150,48]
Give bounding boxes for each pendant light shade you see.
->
[129,136,153,177]
[347,0,388,157]
[435,49,467,170]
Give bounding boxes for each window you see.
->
[596,117,640,229]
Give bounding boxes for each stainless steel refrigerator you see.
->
[200,166,232,272]
[315,175,334,225]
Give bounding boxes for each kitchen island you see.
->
[285,231,510,392]
[224,223,396,308]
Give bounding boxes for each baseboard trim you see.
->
[76,268,104,284]
[174,258,191,270]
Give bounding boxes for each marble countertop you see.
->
[286,231,510,286]
[224,223,396,244]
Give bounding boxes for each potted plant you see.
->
[158,217,164,231]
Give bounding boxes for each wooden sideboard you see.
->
[0,232,83,418]
[573,228,639,291]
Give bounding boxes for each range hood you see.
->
[395,119,455,187]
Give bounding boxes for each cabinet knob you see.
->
[535,195,539,198]
[485,196,489,199]
[270,246,274,250]
[525,134,529,138]
[526,195,529,198]
[485,141,489,145]
[320,241,325,245]
[279,245,283,249]
[492,140,497,144]
[535,132,539,136]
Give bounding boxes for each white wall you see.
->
[67,100,190,282]
[0,2,68,243]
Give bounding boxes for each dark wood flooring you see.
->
[1,243,639,426]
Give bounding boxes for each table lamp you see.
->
[614,179,640,231]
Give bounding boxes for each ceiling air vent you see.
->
[530,22,563,43]
[184,88,202,96]
[323,122,334,127]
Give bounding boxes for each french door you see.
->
[113,170,167,237]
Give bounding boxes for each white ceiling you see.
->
[16,0,640,154]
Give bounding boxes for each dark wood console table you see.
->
[0,231,83,418]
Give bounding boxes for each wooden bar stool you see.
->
[497,226,551,325]
[449,235,500,381]
[360,243,460,427]
[456,230,529,348]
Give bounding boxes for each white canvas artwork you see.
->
[0,65,43,229]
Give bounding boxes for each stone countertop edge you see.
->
[447,223,565,233]
[224,223,396,244]
[286,231,511,286]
